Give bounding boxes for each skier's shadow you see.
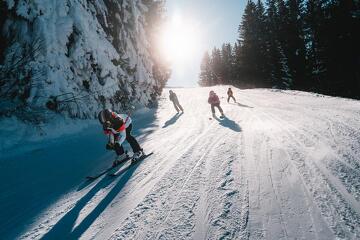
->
[230,102,253,108]
[213,116,242,132]
[42,161,142,240]
[162,112,183,128]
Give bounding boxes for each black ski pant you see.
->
[172,100,184,112]
[211,103,223,114]
[114,124,141,155]
[227,95,236,103]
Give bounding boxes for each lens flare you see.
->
[159,13,201,65]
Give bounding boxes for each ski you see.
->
[86,156,130,180]
[109,152,153,177]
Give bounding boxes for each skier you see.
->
[169,90,184,113]
[227,87,236,103]
[98,109,143,166]
[208,90,224,118]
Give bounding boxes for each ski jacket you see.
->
[208,94,220,105]
[103,112,132,145]
[169,92,178,102]
[227,89,233,96]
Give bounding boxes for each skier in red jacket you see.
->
[98,109,143,166]
[208,90,224,118]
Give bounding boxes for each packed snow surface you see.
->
[1,86,360,239]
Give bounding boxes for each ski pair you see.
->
[109,152,153,176]
[86,156,130,180]
[86,152,153,180]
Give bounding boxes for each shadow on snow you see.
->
[0,108,159,239]
[42,161,142,239]
[213,115,242,132]
[230,102,254,108]
[162,112,183,128]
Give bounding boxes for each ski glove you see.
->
[103,121,112,130]
[106,142,114,150]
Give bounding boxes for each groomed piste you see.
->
[1,86,360,239]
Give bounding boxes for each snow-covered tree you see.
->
[0,0,171,122]
[199,0,359,98]
[199,51,213,86]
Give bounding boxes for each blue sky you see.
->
[164,0,246,87]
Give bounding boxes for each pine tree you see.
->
[239,0,259,86]
[321,0,360,97]
[221,43,233,84]
[254,0,268,85]
[264,0,284,87]
[199,51,213,86]
[232,42,243,85]
[199,0,359,98]
[304,0,360,97]
[284,0,307,90]
[210,47,223,85]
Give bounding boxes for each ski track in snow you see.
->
[2,86,360,240]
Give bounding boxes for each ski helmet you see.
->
[98,109,112,124]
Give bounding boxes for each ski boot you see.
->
[131,149,144,164]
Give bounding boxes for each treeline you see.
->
[199,0,360,99]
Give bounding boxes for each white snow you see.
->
[1,86,360,239]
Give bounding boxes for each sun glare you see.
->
[159,13,201,65]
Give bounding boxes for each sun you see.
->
[159,13,201,64]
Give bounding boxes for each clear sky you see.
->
[163,0,246,87]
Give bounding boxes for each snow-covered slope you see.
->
[0,0,163,120]
[1,86,360,239]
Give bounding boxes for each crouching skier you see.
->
[98,109,143,166]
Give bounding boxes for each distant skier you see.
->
[208,90,224,118]
[169,90,184,113]
[227,87,236,103]
[98,109,143,166]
